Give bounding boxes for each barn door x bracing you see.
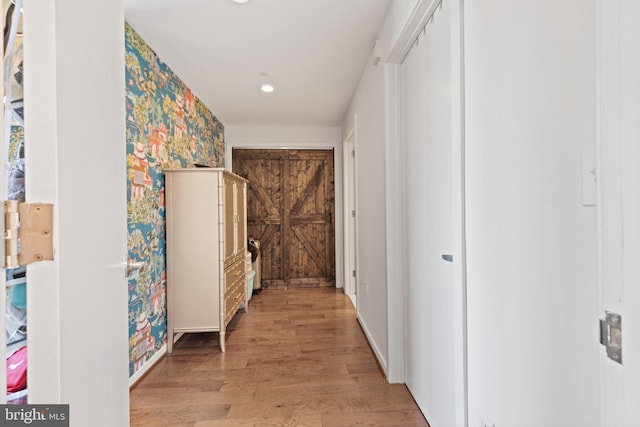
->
[233,149,335,288]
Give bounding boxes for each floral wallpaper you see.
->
[125,22,225,377]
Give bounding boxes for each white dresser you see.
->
[164,168,248,353]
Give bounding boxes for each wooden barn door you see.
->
[233,149,335,288]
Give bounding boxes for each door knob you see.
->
[126,259,146,276]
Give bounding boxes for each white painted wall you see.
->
[25,0,130,425]
[340,0,423,381]
[465,1,600,426]
[225,126,341,156]
[375,0,420,57]
[342,61,389,372]
[225,125,344,289]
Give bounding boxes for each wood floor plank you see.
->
[321,410,428,427]
[130,287,429,426]
[194,413,323,427]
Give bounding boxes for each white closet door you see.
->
[401,1,456,425]
[23,1,130,425]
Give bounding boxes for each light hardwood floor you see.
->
[130,287,429,426]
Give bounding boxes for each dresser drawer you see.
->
[224,250,246,270]
[224,277,244,324]
[224,260,244,293]
[223,258,246,325]
[224,292,243,325]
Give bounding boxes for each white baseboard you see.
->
[356,315,388,377]
[128,344,167,388]
[347,293,356,309]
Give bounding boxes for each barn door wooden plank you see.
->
[285,152,334,284]
[290,225,329,276]
[243,167,280,218]
[289,163,325,215]
[281,157,291,288]
[290,214,326,225]
[257,223,278,250]
[233,152,285,287]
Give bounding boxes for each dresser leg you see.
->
[220,330,226,352]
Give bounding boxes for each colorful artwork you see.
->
[125,22,225,377]
[9,125,24,163]
[7,126,25,202]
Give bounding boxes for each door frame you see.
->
[22,0,130,422]
[232,148,336,288]
[385,0,467,424]
[225,126,344,288]
[342,127,358,306]
[597,0,640,424]
[0,0,6,397]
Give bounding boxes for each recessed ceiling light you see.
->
[260,84,275,93]
[231,0,250,3]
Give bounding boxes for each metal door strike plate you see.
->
[600,311,622,364]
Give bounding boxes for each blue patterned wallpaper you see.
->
[125,22,225,377]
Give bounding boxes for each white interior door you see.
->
[598,0,640,425]
[22,2,130,425]
[401,1,457,425]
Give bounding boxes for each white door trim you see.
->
[0,0,7,400]
[450,1,468,424]
[596,0,640,424]
[384,62,405,384]
[342,127,357,304]
[387,0,445,64]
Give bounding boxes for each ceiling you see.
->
[124,0,392,127]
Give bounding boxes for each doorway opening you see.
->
[232,149,336,289]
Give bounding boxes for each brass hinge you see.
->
[3,201,54,268]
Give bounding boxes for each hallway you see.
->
[130,287,428,426]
